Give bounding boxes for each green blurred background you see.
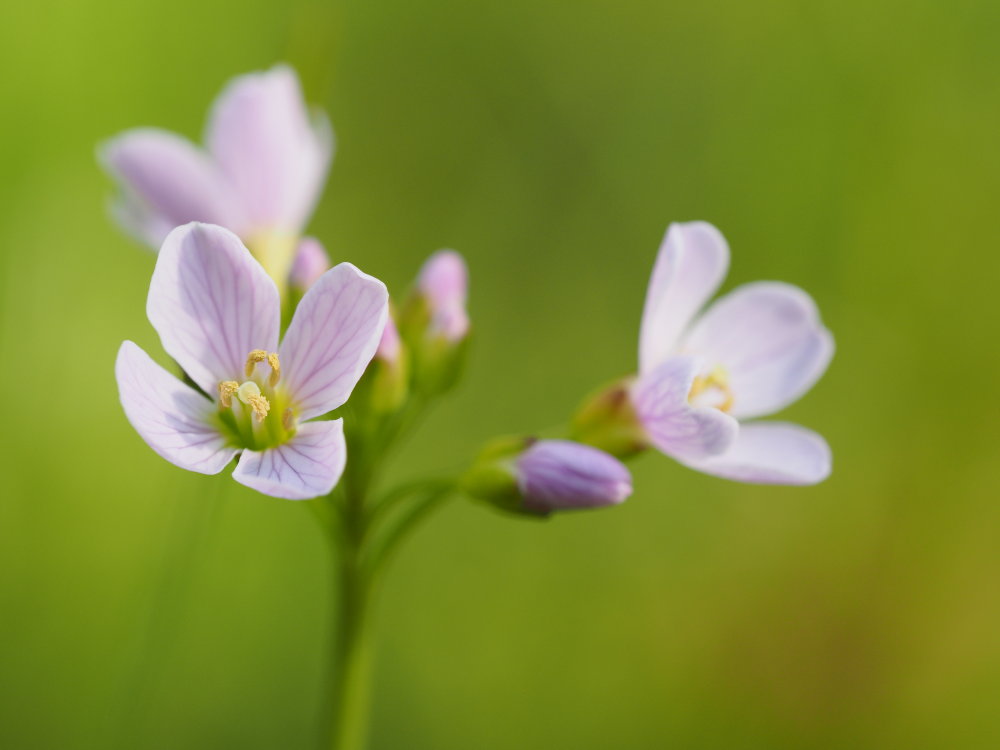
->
[2,0,999,747]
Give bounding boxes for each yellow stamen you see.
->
[282,408,297,432]
[245,349,268,377]
[218,380,240,408]
[267,352,281,387]
[689,365,734,413]
[236,381,270,421]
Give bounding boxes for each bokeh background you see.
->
[2,0,999,747]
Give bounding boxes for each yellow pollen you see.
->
[689,365,734,413]
[218,380,240,408]
[244,349,268,377]
[267,352,281,387]
[236,381,271,421]
[282,408,297,432]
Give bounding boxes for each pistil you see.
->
[236,381,271,421]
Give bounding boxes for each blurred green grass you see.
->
[2,0,999,748]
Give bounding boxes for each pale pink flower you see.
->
[100,65,332,284]
[633,222,834,484]
[115,223,387,500]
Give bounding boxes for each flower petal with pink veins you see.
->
[632,355,739,460]
[206,64,333,234]
[678,422,831,485]
[232,420,347,500]
[99,128,244,246]
[115,341,237,474]
[147,223,281,395]
[280,263,388,420]
[639,221,730,375]
[681,282,834,420]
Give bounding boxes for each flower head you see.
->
[100,65,332,287]
[115,222,387,499]
[632,221,834,484]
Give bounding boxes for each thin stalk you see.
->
[366,486,456,582]
[325,534,374,750]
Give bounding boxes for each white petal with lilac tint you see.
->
[679,422,831,485]
[115,341,237,474]
[280,263,388,420]
[99,129,243,246]
[639,222,730,375]
[632,356,739,460]
[147,223,281,394]
[232,420,347,500]
[682,282,834,420]
[206,65,333,233]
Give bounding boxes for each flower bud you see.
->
[463,437,632,517]
[288,236,331,292]
[367,313,409,413]
[569,379,649,458]
[399,249,470,396]
[516,440,632,513]
[376,313,402,365]
[418,250,469,342]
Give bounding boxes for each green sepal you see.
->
[460,436,549,520]
[569,378,649,459]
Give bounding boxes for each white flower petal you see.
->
[279,263,388,420]
[639,221,730,375]
[147,223,281,395]
[206,64,333,234]
[678,422,831,485]
[682,282,834,419]
[115,341,237,474]
[632,355,739,460]
[232,419,346,500]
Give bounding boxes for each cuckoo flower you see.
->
[115,222,387,500]
[100,64,332,288]
[632,221,834,484]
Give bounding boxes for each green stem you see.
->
[367,485,455,581]
[326,534,374,750]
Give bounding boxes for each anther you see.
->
[218,380,240,408]
[245,349,268,377]
[688,365,734,413]
[282,408,297,432]
[267,352,281,387]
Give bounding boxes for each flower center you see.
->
[215,350,298,450]
[688,365,734,413]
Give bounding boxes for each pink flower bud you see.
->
[516,440,632,513]
[418,250,469,341]
[289,236,331,291]
[376,314,401,364]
